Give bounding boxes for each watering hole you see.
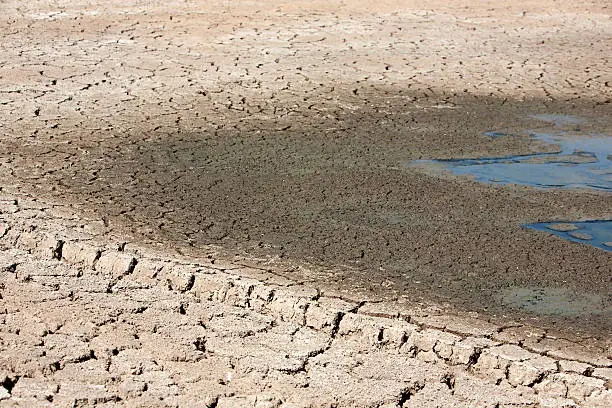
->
[524,220,612,252]
[410,115,611,252]
[411,130,611,191]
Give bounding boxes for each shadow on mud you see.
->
[16,90,612,337]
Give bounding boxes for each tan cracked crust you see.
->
[1,196,611,406]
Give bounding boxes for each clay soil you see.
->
[1,0,611,343]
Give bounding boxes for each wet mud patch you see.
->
[410,114,611,254]
[10,90,612,337]
[529,114,586,127]
[499,287,608,317]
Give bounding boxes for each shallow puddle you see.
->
[499,286,606,317]
[524,220,611,252]
[414,131,611,191]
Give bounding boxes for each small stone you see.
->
[62,241,100,268]
[130,258,164,280]
[0,386,10,400]
[449,342,476,365]
[95,252,137,278]
[568,231,592,240]
[165,264,196,292]
[507,356,556,386]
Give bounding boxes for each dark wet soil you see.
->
[13,89,612,337]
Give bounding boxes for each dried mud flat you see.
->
[0,0,611,406]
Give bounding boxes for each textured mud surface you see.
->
[0,196,611,407]
[0,0,611,405]
[2,0,610,335]
[21,94,611,335]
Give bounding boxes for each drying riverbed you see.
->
[24,94,611,337]
[1,0,611,343]
[0,0,611,406]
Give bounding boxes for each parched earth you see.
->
[0,0,611,406]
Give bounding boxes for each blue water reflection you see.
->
[433,132,611,191]
[524,220,611,252]
[409,126,611,251]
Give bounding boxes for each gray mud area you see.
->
[499,287,607,317]
[15,91,611,337]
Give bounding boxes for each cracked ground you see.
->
[0,0,611,406]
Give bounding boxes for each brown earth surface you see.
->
[0,0,611,406]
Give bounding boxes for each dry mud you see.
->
[0,0,611,406]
